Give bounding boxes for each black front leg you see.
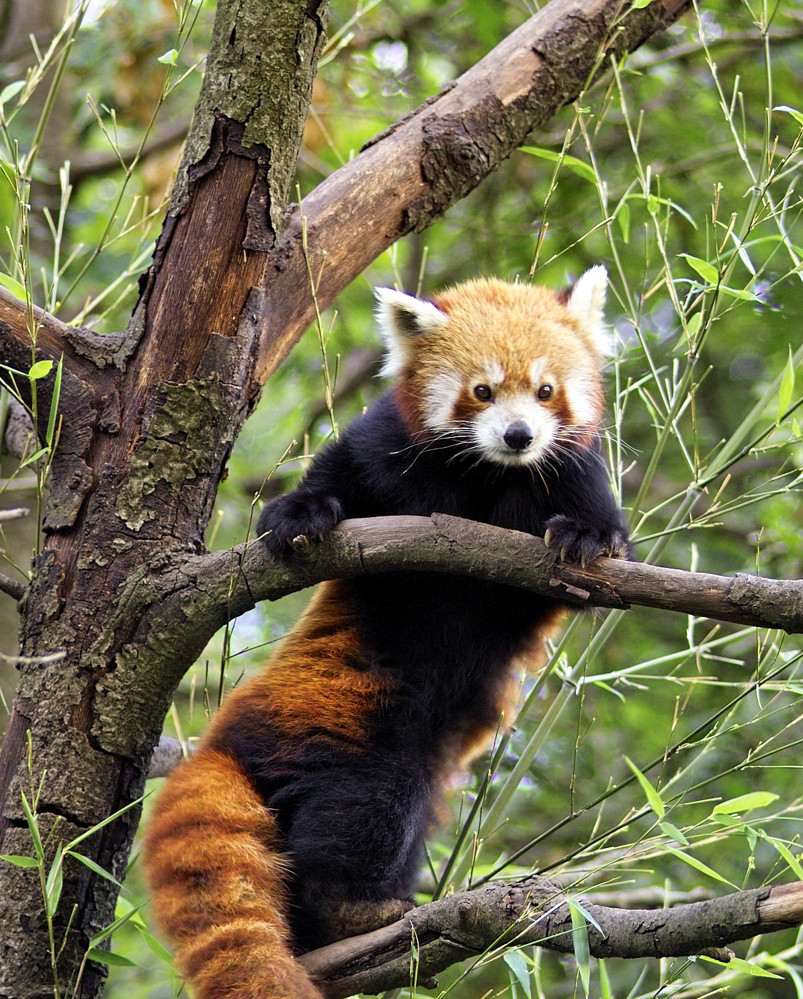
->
[258,489,344,556]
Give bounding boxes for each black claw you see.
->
[544,514,630,565]
[258,493,344,556]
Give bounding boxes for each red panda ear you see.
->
[565,266,612,355]
[374,288,448,377]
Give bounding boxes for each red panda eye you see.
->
[537,384,553,401]
[474,384,493,402]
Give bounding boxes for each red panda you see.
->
[142,268,630,999]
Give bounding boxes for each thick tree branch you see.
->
[298,877,803,997]
[126,513,800,735]
[252,0,693,383]
[162,515,802,658]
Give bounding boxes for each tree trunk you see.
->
[0,1,694,995]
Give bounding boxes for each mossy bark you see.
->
[0,2,328,995]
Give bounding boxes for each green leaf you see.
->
[45,846,64,918]
[665,846,735,886]
[718,285,762,302]
[699,954,782,979]
[45,357,62,448]
[28,359,53,381]
[20,791,44,861]
[568,902,592,996]
[659,821,689,846]
[18,447,50,469]
[685,312,703,342]
[88,901,146,949]
[66,850,122,887]
[773,105,803,127]
[157,48,179,66]
[137,927,173,963]
[519,147,597,184]
[0,853,40,868]
[777,348,795,420]
[0,80,24,104]
[761,833,803,879]
[680,254,720,285]
[0,272,26,299]
[631,0,653,7]
[625,757,665,818]
[85,948,137,968]
[711,792,779,816]
[599,959,613,999]
[504,950,532,998]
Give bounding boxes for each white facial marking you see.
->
[472,391,559,467]
[422,372,463,432]
[564,375,596,427]
[481,359,505,386]
[529,357,549,387]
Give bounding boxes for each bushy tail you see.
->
[143,747,323,999]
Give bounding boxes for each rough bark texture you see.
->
[299,878,803,997]
[0,1,718,996]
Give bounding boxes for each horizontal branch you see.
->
[133,512,801,742]
[299,877,803,997]
[190,514,802,636]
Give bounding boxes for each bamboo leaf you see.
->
[66,850,122,887]
[711,792,779,816]
[20,791,44,860]
[664,846,735,886]
[699,954,782,979]
[504,950,532,998]
[568,901,592,996]
[28,359,53,381]
[777,349,795,421]
[85,948,137,968]
[679,254,719,284]
[45,356,63,448]
[519,147,597,184]
[0,272,26,299]
[45,846,64,918]
[0,853,40,868]
[625,757,665,818]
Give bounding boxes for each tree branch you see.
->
[298,877,803,998]
[252,0,694,384]
[129,512,801,738]
[175,515,802,650]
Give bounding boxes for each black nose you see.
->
[503,421,533,451]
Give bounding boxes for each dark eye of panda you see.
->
[474,384,493,402]
[537,384,553,401]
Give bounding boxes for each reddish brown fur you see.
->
[143,748,323,999]
[144,580,399,998]
[400,278,604,442]
[254,580,394,743]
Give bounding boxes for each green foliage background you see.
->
[1,1,802,997]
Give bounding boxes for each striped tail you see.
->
[143,747,323,999]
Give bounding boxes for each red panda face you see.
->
[375,269,610,468]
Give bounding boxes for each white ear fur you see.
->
[566,265,611,355]
[374,288,448,377]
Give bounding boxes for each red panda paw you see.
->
[544,514,630,567]
[258,491,344,556]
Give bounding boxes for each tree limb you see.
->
[167,515,802,659]
[251,0,694,384]
[298,877,803,998]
